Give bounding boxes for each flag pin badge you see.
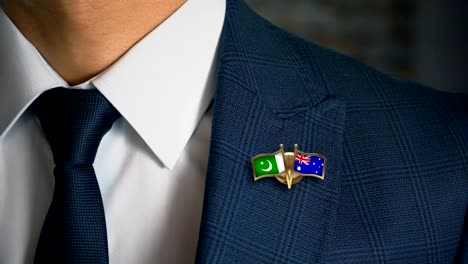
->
[251,144,327,189]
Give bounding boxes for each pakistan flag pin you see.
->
[251,144,327,189]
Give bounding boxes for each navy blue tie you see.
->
[32,88,121,264]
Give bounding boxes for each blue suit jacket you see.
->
[196,0,468,263]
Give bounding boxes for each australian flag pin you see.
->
[251,144,327,189]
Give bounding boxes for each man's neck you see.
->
[2,0,186,85]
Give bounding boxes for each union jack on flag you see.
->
[295,153,311,165]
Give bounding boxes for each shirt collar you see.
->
[0,0,226,169]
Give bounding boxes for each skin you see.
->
[1,0,186,85]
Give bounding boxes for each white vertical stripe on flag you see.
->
[275,153,285,173]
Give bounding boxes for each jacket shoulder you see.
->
[271,18,467,115]
[228,1,467,118]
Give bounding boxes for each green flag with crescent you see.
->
[252,150,285,179]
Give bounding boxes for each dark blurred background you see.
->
[245,0,468,93]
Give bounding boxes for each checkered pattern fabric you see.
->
[196,0,468,263]
[32,88,120,263]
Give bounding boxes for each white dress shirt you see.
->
[0,0,226,263]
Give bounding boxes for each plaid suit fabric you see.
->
[196,0,468,263]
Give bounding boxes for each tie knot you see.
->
[32,87,121,165]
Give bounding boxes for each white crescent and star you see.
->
[260,160,273,172]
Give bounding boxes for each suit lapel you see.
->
[196,0,347,262]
